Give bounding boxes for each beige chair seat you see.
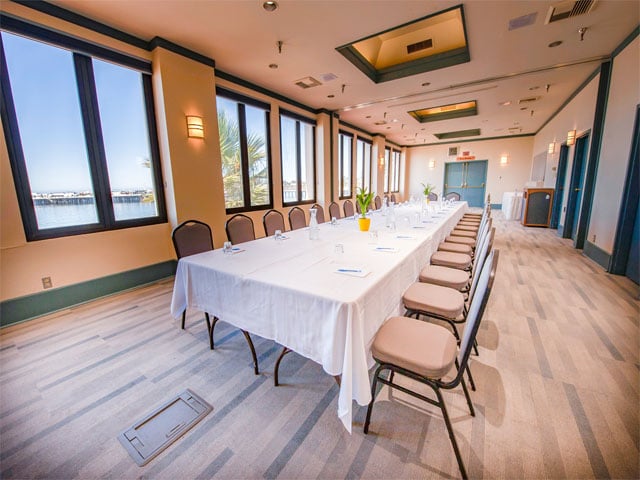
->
[419,265,470,290]
[450,229,476,238]
[446,235,476,246]
[403,283,465,318]
[372,316,457,378]
[431,251,472,270]
[438,241,473,255]
[455,224,478,232]
[463,213,482,218]
[458,219,481,226]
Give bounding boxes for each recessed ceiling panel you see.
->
[409,100,477,123]
[336,4,470,84]
[433,128,481,140]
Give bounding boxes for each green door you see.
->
[444,160,487,207]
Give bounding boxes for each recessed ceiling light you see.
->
[365,115,371,119]
[263,1,278,12]
[268,63,278,69]
[422,82,431,87]
[499,101,512,106]
[392,119,398,122]
[529,86,540,90]
[548,40,562,48]
[327,94,335,98]
[520,107,527,110]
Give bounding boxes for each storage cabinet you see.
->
[522,188,554,227]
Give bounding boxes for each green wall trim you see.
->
[583,240,611,270]
[0,260,177,328]
[405,132,534,148]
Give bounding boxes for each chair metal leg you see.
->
[241,330,259,375]
[473,339,479,356]
[364,365,383,434]
[460,377,475,416]
[274,347,291,386]
[209,315,219,350]
[466,364,476,391]
[435,388,468,480]
[181,310,186,330]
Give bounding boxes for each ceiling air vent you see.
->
[407,39,433,54]
[518,96,540,104]
[545,0,597,24]
[294,76,322,89]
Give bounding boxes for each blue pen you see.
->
[338,268,361,272]
[375,247,395,250]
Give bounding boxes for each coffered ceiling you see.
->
[46,0,639,146]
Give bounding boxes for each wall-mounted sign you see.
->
[457,150,475,160]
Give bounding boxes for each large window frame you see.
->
[216,87,273,213]
[0,16,166,241]
[391,149,401,192]
[279,109,316,206]
[383,147,391,194]
[356,137,372,193]
[338,131,354,199]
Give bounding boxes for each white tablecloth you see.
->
[170,202,467,431]
[502,191,524,221]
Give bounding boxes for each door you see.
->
[550,145,568,230]
[563,135,589,240]
[444,160,487,208]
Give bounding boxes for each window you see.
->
[355,138,372,193]
[338,131,353,198]
[216,88,272,212]
[280,110,315,205]
[391,149,401,192]
[383,147,391,193]
[0,22,165,241]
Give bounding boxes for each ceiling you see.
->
[48,0,639,146]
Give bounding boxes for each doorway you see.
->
[550,145,569,230]
[443,160,487,208]
[563,134,590,241]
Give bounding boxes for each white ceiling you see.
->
[51,0,639,146]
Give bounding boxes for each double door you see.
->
[444,160,487,208]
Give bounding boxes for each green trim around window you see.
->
[0,260,177,328]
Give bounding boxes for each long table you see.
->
[170,201,467,431]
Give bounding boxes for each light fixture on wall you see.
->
[548,142,555,154]
[500,154,509,166]
[186,115,204,138]
[379,156,385,167]
[567,129,576,146]
[428,159,436,169]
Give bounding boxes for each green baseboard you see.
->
[0,260,177,328]
[583,240,611,270]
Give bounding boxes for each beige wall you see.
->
[406,136,534,204]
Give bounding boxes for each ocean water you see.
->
[35,202,158,229]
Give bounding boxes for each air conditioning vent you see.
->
[294,76,322,89]
[518,96,540,104]
[407,39,433,54]
[545,0,596,24]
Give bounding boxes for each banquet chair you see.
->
[312,203,326,223]
[428,192,438,201]
[445,192,461,201]
[390,193,397,203]
[374,195,382,209]
[289,206,306,230]
[328,201,341,220]
[263,209,285,237]
[364,250,499,480]
[225,214,256,244]
[343,199,355,217]
[172,221,259,374]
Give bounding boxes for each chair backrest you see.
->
[374,195,382,209]
[428,192,438,201]
[390,193,397,203]
[288,207,306,230]
[343,200,355,217]
[470,227,495,287]
[328,201,341,220]
[172,220,213,259]
[312,204,326,223]
[445,192,461,201]
[263,209,285,237]
[454,250,499,383]
[225,214,255,244]
[356,201,362,214]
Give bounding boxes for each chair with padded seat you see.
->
[343,199,355,218]
[390,193,397,203]
[374,195,382,209]
[172,220,260,374]
[312,203,326,223]
[428,192,438,201]
[225,213,256,245]
[445,191,461,201]
[328,201,341,220]
[263,209,285,237]
[289,206,306,230]
[364,250,499,480]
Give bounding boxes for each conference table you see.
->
[170,201,467,431]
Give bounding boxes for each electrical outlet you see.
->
[592,234,596,242]
[42,276,52,289]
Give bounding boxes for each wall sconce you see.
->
[499,154,509,166]
[428,159,436,169]
[548,142,555,154]
[186,115,204,138]
[379,156,385,167]
[567,129,576,146]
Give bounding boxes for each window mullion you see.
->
[73,53,114,226]
[237,103,251,208]
[295,121,302,202]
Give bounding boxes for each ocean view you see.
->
[35,202,158,229]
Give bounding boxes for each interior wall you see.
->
[406,136,534,205]
[588,36,640,253]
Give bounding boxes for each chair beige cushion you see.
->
[419,265,470,290]
[455,224,478,232]
[372,316,457,379]
[450,229,476,238]
[403,282,465,318]
[431,251,472,270]
[463,213,482,218]
[438,242,473,255]
[446,235,476,246]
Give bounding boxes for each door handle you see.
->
[575,188,581,192]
